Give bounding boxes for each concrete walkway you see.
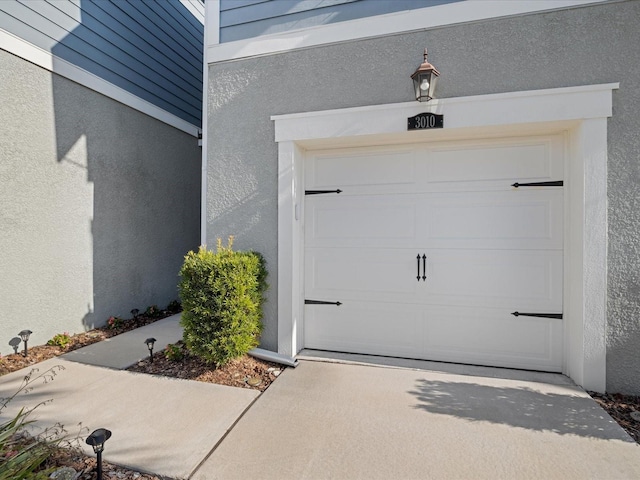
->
[1,317,640,479]
[62,314,184,369]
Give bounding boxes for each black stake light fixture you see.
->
[145,337,157,363]
[86,428,111,480]
[9,337,21,355]
[131,308,139,319]
[18,330,32,357]
[411,48,440,102]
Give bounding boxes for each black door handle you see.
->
[416,254,427,281]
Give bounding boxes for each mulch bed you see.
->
[589,391,640,444]
[127,341,282,392]
[0,308,180,377]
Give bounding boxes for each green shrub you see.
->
[106,316,123,330]
[179,238,267,366]
[0,366,67,479]
[166,300,181,313]
[46,333,71,349]
[164,343,184,362]
[145,305,160,318]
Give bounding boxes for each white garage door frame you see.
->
[273,83,618,392]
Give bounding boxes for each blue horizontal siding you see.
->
[219,0,462,43]
[0,0,203,127]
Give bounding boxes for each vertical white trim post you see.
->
[277,141,303,357]
[571,118,608,392]
[208,0,220,45]
[201,1,213,245]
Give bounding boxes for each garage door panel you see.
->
[306,136,564,194]
[304,301,425,357]
[425,190,563,250]
[307,148,415,189]
[306,191,562,250]
[306,248,562,310]
[424,250,563,310]
[306,196,417,246]
[303,136,564,373]
[423,306,563,371]
[421,139,562,185]
[306,248,419,298]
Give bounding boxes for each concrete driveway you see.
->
[194,356,640,480]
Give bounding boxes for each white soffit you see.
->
[207,0,607,63]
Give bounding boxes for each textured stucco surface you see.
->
[207,1,640,392]
[0,49,201,350]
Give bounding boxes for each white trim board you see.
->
[201,0,213,245]
[0,29,200,137]
[207,0,606,63]
[273,83,618,393]
[180,0,205,24]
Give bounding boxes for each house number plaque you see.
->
[408,112,444,130]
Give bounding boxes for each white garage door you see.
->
[304,136,564,372]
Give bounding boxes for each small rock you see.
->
[267,367,275,373]
[630,411,640,422]
[273,370,281,377]
[49,467,78,480]
[246,376,262,387]
[137,362,144,367]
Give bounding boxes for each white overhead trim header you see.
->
[207,0,606,63]
[272,83,618,144]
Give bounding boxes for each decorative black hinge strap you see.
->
[511,311,563,319]
[305,189,342,195]
[511,181,563,188]
[305,299,342,306]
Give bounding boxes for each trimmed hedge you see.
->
[178,238,267,366]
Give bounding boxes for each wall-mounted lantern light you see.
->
[86,428,112,480]
[411,48,440,102]
[145,337,157,363]
[18,330,32,357]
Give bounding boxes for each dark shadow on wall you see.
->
[409,378,633,441]
[50,0,201,330]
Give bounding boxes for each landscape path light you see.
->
[18,329,32,357]
[131,308,139,319]
[86,428,111,480]
[411,48,440,102]
[145,337,156,363]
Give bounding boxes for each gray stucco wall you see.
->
[206,0,640,393]
[0,49,201,351]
